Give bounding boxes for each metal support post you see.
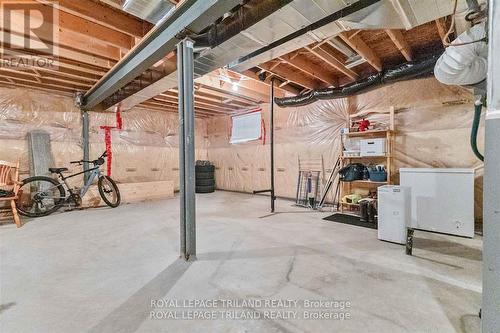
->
[483,2,500,331]
[270,78,276,212]
[82,110,90,183]
[177,38,196,261]
[252,79,276,212]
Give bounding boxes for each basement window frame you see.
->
[230,110,263,144]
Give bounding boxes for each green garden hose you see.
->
[471,99,484,161]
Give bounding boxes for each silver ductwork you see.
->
[118,0,377,110]
[112,0,471,111]
[229,0,464,73]
[122,0,176,24]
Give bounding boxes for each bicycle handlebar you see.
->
[70,152,107,165]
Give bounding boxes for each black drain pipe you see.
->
[275,54,442,107]
[471,98,484,161]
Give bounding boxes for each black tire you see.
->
[196,171,214,179]
[16,176,66,217]
[98,176,121,208]
[195,165,215,172]
[196,185,215,193]
[196,179,215,186]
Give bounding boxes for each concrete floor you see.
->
[0,191,482,333]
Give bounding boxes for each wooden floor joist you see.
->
[258,63,323,91]
[54,0,153,37]
[339,31,383,72]
[1,2,447,115]
[385,29,413,61]
[306,45,358,81]
[279,53,337,86]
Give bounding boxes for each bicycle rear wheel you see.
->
[16,176,66,217]
[98,176,121,208]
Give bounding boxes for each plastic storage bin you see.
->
[369,170,387,182]
[361,138,386,156]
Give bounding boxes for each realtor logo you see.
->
[0,0,59,69]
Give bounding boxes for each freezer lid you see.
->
[399,168,475,174]
[378,185,411,192]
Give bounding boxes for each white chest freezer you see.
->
[400,168,475,238]
[378,186,411,244]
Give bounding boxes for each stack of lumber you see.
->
[82,180,174,207]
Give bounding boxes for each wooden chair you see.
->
[0,160,21,228]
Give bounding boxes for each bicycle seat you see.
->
[49,167,68,173]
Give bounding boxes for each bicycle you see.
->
[16,152,121,217]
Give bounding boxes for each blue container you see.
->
[369,170,387,182]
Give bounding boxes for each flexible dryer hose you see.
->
[471,99,484,161]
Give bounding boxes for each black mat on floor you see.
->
[323,213,378,230]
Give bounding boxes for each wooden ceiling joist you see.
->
[163,91,247,110]
[0,80,74,96]
[435,18,448,47]
[52,0,153,37]
[56,7,134,50]
[279,53,337,86]
[196,85,260,106]
[0,73,86,92]
[195,90,256,109]
[169,89,255,110]
[240,70,301,95]
[32,66,102,83]
[2,38,115,69]
[213,69,285,99]
[162,96,237,113]
[0,68,93,88]
[153,96,236,114]
[339,31,383,72]
[8,3,132,54]
[385,29,413,61]
[145,100,214,117]
[4,49,110,76]
[305,45,358,81]
[196,75,270,103]
[258,63,323,90]
[139,102,211,118]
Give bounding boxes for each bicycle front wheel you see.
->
[17,176,66,217]
[98,176,121,208]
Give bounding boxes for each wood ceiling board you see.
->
[357,30,404,68]
[279,53,337,86]
[259,62,325,90]
[402,21,444,58]
[55,0,153,37]
[299,50,344,77]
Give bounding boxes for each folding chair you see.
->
[0,160,21,228]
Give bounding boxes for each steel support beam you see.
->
[483,1,500,332]
[81,110,90,183]
[178,38,196,261]
[81,0,240,110]
[270,78,276,213]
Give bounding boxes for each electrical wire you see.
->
[442,0,487,47]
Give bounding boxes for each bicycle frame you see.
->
[58,166,103,198]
